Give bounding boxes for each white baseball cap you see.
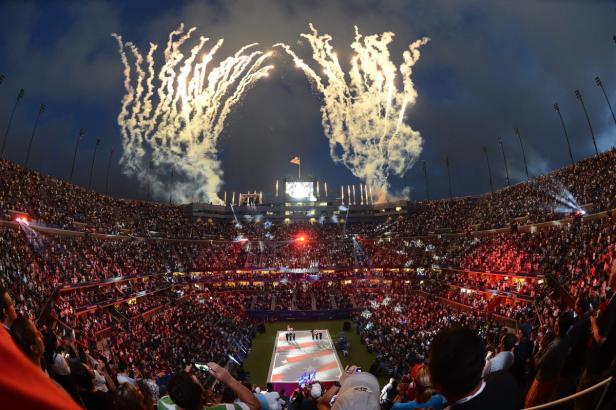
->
[311,382,322,398]
[332,372,380,410]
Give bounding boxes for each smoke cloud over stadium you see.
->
[276,25,429,199]
[112,24,273,204]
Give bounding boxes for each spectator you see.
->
[510,323,533,389]
[114,382,148,410]
[392,365,444,410]
[575,261,616,410]
[525,313,573,407]
[160,365,260,410]
[428,326,520,409]
[316,365,380,410]
[482,333,517,377]
[0,325,81,409]
[380,378,395,405]
[263,382,282,410]
[10,315,45,366]
[0,286,17,331]
[253,386,270,410]
[44,331,81,404]
[302,382,321,410]
[72,361,114,410]
[117,362,137,386]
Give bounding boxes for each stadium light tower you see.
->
[422,160,430,200]
[574,89,598,155]
[595,77,616,135]
[24,103,46,167]
[169,167,175,205]
[146,159,154,201]
[482,145,494,193]
[105,148,114,195]
[88,139,101,189]
[1,88,25,158]
[445,155,453,199]
[513,127,530,181]
[498,138,510,187]
[553,103,575,166]
[69,128,85,182]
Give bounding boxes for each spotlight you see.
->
[15,216,29,225]
[574,209,586,217]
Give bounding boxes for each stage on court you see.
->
[267,329,343,392]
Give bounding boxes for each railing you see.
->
[524,376,612,410]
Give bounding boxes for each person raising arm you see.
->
[208,362,261,410]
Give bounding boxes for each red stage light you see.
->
[15,216,29,225]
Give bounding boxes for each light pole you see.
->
[69,128,85,182]
[146,160,154,201]
[482,145,494,193]
[513,127,530,181]
[1,88,25,158]
[88,139,101,189]
[422,160,429,200]
[24,103,46,167]
[169,167,175,205]
[498,137,510,187]
[445,155,453,199]
[105,148,114,195]
[553,103,575,166]
[595,76,616,137]
[574,89,598,155]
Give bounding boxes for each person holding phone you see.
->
[158,362,260,410]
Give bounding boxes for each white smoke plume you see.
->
[275,24,429,200]
[112,24,274,204]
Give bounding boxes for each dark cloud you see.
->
[0,0,615,202]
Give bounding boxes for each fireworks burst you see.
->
[275,24,429,200]
[113,24,274,204]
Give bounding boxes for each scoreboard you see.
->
[284,179,316,202]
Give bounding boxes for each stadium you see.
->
[1,2,616,410]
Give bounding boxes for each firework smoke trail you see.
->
[275,25,429,200]
[112,24,274,204]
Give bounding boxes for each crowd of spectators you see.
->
[2,149,616,408]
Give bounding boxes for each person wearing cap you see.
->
[301,382,321,410]
[316,365,380,410]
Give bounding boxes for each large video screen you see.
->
[285,181,316,201]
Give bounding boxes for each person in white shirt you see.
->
[264,382,283,409]
[116,361,136,385]
[43,332,71,376]
[483,333,517,377]
[380,378,395,404]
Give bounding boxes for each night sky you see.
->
[1,0,615,203]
